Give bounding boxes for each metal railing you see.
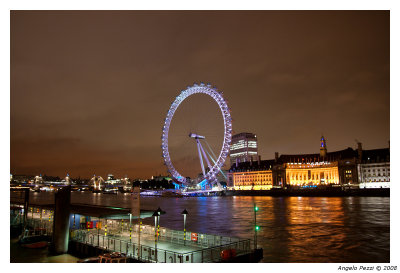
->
[25,217,53,235]
[92,222,244,249]
[70,229,251,263]
[130,224,242,248]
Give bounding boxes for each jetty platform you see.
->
[10,191,261,263]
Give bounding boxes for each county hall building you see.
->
[227,136,390,190]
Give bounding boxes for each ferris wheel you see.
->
[161,83,232,187]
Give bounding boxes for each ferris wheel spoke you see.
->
[196,139,206,177]
[210,156,227,180]
[198,140,212,170]
[203,139,219,162]
[202,143,227,180]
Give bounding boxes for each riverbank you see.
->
[226,187,389,197]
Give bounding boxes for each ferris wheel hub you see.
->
[189,133,205,139]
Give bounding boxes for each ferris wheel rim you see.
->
[161,83,232,184]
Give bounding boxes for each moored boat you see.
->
[18,234,51,248]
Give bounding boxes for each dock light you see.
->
[254,204,258,249]
[105,220,107,237]
[181,209,189,246]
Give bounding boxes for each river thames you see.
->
[23,192,390,263]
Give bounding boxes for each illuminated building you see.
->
[229,132,258,165]
[228,136,381,189]
[105,174,121,185]
[10,174,34,184]
[277,137,358,187]
[358,147,390,188]
[283,160,339,186]
[228,159,274,190]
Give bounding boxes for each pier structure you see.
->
[10,195,258,263]
[70,223,252,263]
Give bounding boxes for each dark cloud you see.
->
[10,11,389,179]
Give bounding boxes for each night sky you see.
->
[10,11,390,179]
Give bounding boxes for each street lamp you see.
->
[129,213,132,242]
[181,209,188,246]
[156,207,162,240]
[152,210,160,262]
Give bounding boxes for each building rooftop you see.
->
[9,199,162,219]
[277,147,357,163]
[232,132,257,139]
[229,159,275,172]
[229,146,390,173]
[361,148,390,163]
[228,147,366,172]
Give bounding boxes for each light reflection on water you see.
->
[25,192,390,263]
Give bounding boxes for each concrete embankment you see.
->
[225,188,390,197]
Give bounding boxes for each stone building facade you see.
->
[228,136,390,190]
[357,148,390,188]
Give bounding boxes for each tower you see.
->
[320,136,327,158]
[229,132,258,165]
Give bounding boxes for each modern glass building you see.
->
[229,132,258,165]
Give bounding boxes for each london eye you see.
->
[161,83,232,188]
